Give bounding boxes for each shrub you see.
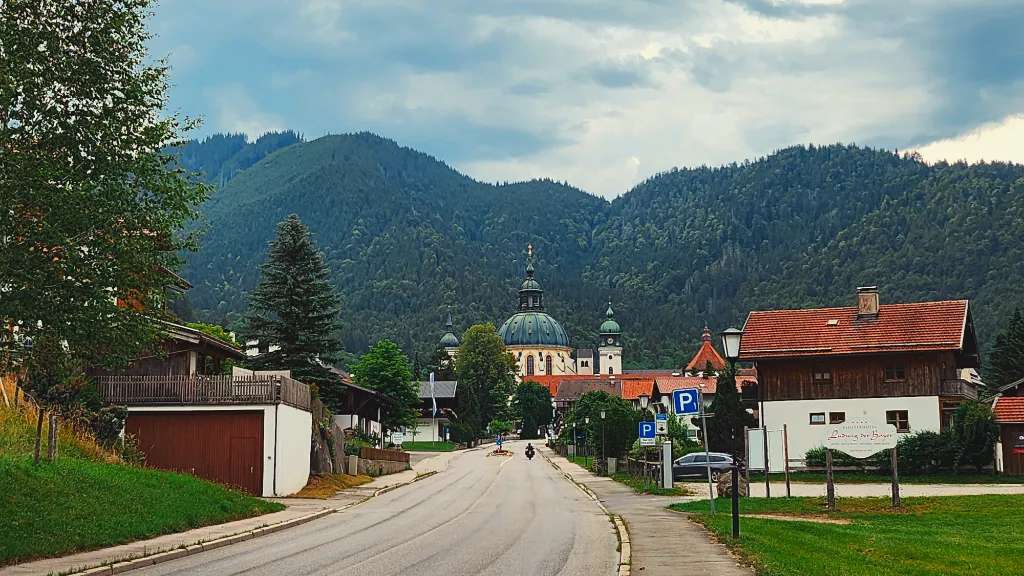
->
[877,431,957,474]
[804,446,883,469]
[951,401,999,472]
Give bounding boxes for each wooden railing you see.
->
[96,374,312,411]
[940,379,979,400]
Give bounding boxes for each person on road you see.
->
[525,443,535,460]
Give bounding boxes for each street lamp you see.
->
[638,393,649,411]
[720,328,742,362]
[721,327,744,535]
[600,410,607,476]
[584,416,591,465]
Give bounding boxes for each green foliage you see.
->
[178,138,1024,368]
[453,324,517,443]
[488,419,513,436]
[351,339,418,437]
[172,132,302,187]
[951,400,999,471]
[0,0,208,376]
[513,381,553,439]
[0,456,281,565]
[244,214,344,406]
[703,364,755,458]
[986,307,1024,390]
[562,391,638,459]
[185,322,239,347]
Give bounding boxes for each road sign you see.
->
[392,432,405,445]
[672,388,701,415]
[823,417,897,458]
[655,412,668,435]
[639,421,656,446]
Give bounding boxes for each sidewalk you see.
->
[2,450,461,576]
[542,447,752,576]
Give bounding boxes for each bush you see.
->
[804,446,883,470]
[806,430,959,474]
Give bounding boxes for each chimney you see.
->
[856,286,879,318]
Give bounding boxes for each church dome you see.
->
[440,331,459,348]
[600,303,621,334]
[499,311,570,347]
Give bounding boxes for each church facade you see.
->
[441,245,625,381]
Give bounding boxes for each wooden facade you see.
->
[756,352,966,401]
[1000,425,1024,476]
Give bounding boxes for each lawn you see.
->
[747,471,1024,484]
[401,441,457,452]
[0,403,282,566]
[612,472,686,496]
[670,494,1024,576]
[568,455,595,469]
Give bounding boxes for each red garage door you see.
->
[1003,425,1024,476]
[126,411,264,495]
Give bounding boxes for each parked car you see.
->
[672,452,736,481]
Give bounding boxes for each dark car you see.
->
[672,452,735,481]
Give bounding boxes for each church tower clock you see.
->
[598,302,622,375]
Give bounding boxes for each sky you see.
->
[150,0,1024,198]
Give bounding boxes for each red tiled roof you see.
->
[655,374,757,396]
[526,373,655,400]
[685,326,726,372]
[740,300,969,360]
[994,396,1024,423]
[621,378,655,400]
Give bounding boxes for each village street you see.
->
[132,441,618,576]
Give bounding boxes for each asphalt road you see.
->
[135,441,618,576]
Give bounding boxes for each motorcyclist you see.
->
[525,443,535,460]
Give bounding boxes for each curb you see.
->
[65,508,335,576]
[541,451,632,576]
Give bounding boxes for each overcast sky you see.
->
[151,0,1024,198]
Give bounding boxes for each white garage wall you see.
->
[760,396,941,468]
[272,404,312,496]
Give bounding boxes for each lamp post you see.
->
[720,327,744,537]
[600,409,606,475]
[550,398,558,440]
[584,416,591,467]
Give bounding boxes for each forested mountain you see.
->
[174,131,303,186]
[177,133,1024,369]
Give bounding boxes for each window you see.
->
[809,412,826,425]
[526,355,535,375]
[829,412,846,424]
[812,368,833,385]
[608,366,614,375]
[580,360,589,368]
[884,366,907,381]
[690,455,707,463]
[545,355,552,374]
[886,410,910,432]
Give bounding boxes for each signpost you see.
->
[823,417,900,510]
[673,388,714,513]
[392,432,405,446]
[638,421,656,446]
[655,412,668,435]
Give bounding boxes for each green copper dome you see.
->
[439,309,459,347]
[499,311,570,347]
[600,303,621,334]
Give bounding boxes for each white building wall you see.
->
[510,346,576,380]
[127,404,312,497]
[407,418,450,442]
[761,396,941,467]
[598,345,622,375]
[273,404,312,496]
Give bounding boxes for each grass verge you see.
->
[401,441,457,452]
[291,474,372,498]
[747,471,1024,484]
[0,455,282,566]
[670,494,1024,576]
[612,472,687,496]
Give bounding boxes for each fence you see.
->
[96,374,312,411]
[359,447,410,463]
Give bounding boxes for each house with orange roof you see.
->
[993,377,1024,474]
[740,286,981,463]
[684,326,727,375]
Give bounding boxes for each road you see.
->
[135,441,618,576]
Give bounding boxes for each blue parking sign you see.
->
[638,421,656,439]
[673,388,701,415]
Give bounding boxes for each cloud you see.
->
[915,114,1024,165]
[150,0,1024,197]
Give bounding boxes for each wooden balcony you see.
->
[96,374,311,411]
[940,378,979,400]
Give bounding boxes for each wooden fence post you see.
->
[783,424,792,498]
[891,446,901,509]
[825,448,836,511]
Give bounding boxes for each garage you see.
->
[126,410,264,495]
[994,396,1024,475]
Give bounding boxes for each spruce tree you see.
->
[987,308,1024,390]
[245,215,342,400]
[705,363,755,458]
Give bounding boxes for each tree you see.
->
[951,401,999,472]
[513,381,553,439]
[351,340,418,440]
[987,308,1024,391]
[1,1,207,373]
[20,336,86,463]
[561,391,637,460]
[428,347,457,381]
[245,215,342,402]
[453,324,516,444]
[703,364,755,458]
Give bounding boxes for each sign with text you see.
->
[656,413,668,435]
[672,388,701,416]
[639,421,656,446]
[392,432,405,445]
[823,418,898,458]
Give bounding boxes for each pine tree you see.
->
[705,363,755,457]
[245,215,342,400]
[987,308,1024,390]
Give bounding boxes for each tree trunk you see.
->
[33,409,45,464]
[47,413,58,461]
